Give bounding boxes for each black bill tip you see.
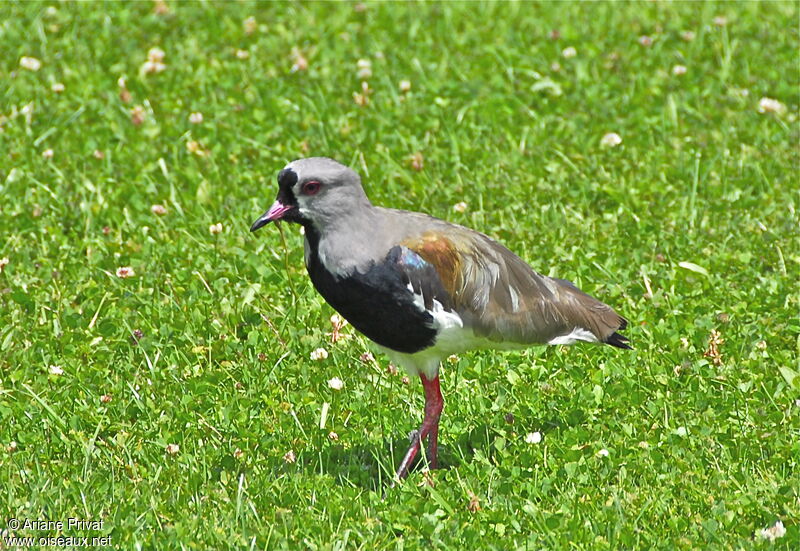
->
[250,215,271,232]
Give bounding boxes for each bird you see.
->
[250,157,630,480]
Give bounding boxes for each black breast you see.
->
[304,233,437,354]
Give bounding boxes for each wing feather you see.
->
[402,228,628,346]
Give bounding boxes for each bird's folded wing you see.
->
[386,246,454,312]
[401,228,627,346]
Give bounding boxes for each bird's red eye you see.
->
[301,181,321,195]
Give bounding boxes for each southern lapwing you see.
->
[250,157,630,479]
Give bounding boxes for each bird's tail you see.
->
[552,278,632,349]
[603,317,632,349]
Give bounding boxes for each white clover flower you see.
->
[357,58,372,79]
[152,0,169,14]
[151,204,167,215]
[330,314,345,327]
[310,348,329,361]
[283,450,296,463]
[600,132,622,147]
[147,47,165,63]
[49,365,64,375]
[758,97,786,115]
[399,79,412,93]
[51,82,65,93]
[20,56,42,71]
[525,432,542,444]
[166,443,180,455]
[596,448,610,457]
[41,149,54,159]
[353,90,369,107]
[209,223,223,235]
[235,49,250,60]
[189,112,203,124]
[562,46,577,58]
[452,201,468,213]
[291,48,309,72]
[757,520,786,541]
[243,16,257,34]
[130,106,146,126]
[327,376,343,390]
[116,266,135,278]
[672,65,687,76]
[187,140,206,156]
[408,152,423,171]
[141,57,166,74]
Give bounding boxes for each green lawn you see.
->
[1,1,798,549]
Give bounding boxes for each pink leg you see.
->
[395,374,443,479]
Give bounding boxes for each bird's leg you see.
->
[421,374,443,469]
[395,374,443,479]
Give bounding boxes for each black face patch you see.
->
[276,168,299,206]
[274,167,305,223]
[278,168,298,190]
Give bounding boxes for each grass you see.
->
[1,1,798,549]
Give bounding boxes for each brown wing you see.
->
[402,228,628,347]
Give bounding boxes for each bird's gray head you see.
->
[250,157,371,233]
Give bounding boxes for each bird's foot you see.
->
[393,374,443,482]
[395,431,422,480]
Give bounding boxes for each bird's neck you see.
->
[302,220,322,252]
[303,205,393,276]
